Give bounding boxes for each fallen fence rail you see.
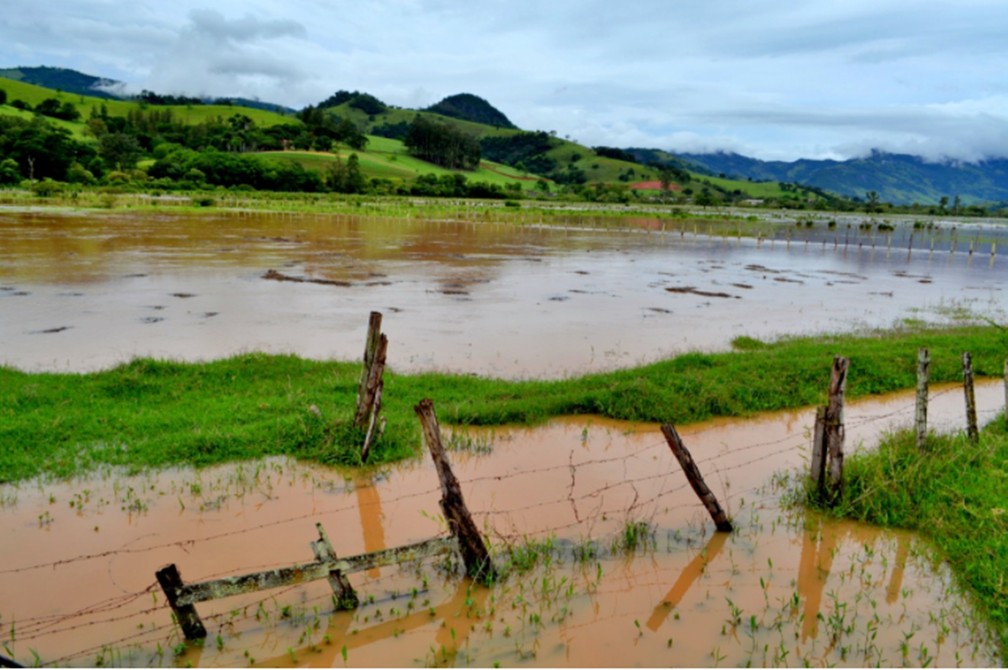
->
[157,524,455,640]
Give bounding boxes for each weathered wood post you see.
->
[155,564,207,640]
[963,352,979,443]
[414,399,497,581]
[354,311,388,460]
[915,348,930,450]
[825,356,849,502]
[660,423,733,532]
[809,406,828,499]
[311,522,359,609]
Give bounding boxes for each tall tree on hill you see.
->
[404,116,480,170]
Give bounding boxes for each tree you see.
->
[403,116,480,170]
[99,132,143,170]
[865,190,881,213]
[0,88,6,106]
[659,169,673,201]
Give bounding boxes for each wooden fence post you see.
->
[414,399,497,581]
[354,311,388,461]
[809,406,827,499]
[825,356,849,502]
[915,348,930,450]
[660,423,733,532]
[959,352,975,441]
[963,352,979,443]
[311,522,359,609]
[155,564,207,640]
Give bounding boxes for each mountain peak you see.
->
[426,93,516,129]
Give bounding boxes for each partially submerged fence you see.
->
[156,396,496,641]
[809,348,1007,503]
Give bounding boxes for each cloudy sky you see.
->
[3,0,1007,161]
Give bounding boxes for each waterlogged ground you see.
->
[1,209,1006,377]
[1,383,1003,667]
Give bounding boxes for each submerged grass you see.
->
[1,324,1005,484]
[812,416,1008,657]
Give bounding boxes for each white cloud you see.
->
[0,0,1006,161]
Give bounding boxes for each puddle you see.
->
[1,382,1003,667]
[1,211,1006,378]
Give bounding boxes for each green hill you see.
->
[0,72,813,203]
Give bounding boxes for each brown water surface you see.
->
[1,382,1002,667]
[1,210,1005,377]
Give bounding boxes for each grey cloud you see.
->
[187,8,306,42]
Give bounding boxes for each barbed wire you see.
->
[4,386,1004,666]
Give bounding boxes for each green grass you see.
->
[2,324,1004,484]
[820,417,1008,657]
[256,140,539,189]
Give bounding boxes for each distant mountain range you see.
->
[4,65,1008,206]
[673,150,1008,206]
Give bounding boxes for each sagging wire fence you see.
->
[2,341,1005,666]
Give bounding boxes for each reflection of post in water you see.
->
[253,578,490,667]
[647,531,729,631]
[355,477,387,579]
[885,534,910,605]
[796,515,838,642]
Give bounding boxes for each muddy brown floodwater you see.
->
[2,209,1007,667]
[0,209,1005,377]
[1,382,1003,667]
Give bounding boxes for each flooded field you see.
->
[0,209,1006,377]
[2,207,1007,666]
[1,382,1003,667]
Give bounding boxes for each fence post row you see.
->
[963,352,979,444]
[660,423,733,532]
[414,398,498,581]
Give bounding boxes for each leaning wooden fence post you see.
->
[414,399,497,581]
[915,348,930,450]
[825,356,849,502]
[155,563,207,640]
[809,406,828,499]
[660,423,733,532]
[963,352,979,443]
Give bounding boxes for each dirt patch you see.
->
[262,269,353,287]
[630,181,683,191]
[665,285,739,299]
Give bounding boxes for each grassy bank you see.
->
[1,324,1005,484]
[816,417,1008,657]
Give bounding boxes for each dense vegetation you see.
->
[426,93,516,129]
[3,70,1008,212]
[403,114,481,170]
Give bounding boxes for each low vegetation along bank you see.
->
[2,324,1005,484]
[813,418,1008,657]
